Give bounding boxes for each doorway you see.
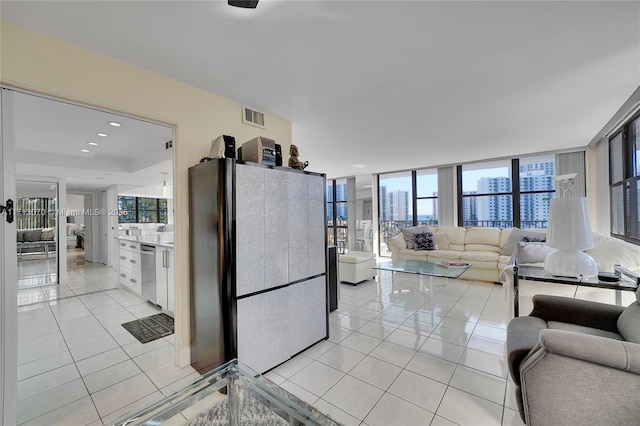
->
[2,86,180,425]
[15,180,60,306]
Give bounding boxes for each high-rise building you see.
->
[335,182,348,219]
[462,191,478,224]
[326,182,348,221]
[519,162,554,226]
[463,161,555,227]
[388,190,409,221]
[379,186,387,221]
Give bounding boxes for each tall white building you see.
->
[388,190,409,221]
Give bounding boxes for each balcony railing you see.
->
[462,220,548,229]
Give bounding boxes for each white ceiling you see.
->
[8,90,173,192]
[2,0,639,179]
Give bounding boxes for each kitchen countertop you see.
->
[117,233,174,248]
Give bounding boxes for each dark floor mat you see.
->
[122,313,174,344]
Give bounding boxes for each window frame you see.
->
[609,111,640,244]
[326,179,348,252]
[457,157,556,229]
[117,196,168,224]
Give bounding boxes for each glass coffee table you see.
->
[110,359,340,426]
[373,259,471,293]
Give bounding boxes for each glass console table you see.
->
[110,359,341,426]
[512,263,639,317]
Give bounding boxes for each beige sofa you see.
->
[388,226,515,282]
[389,226,640,283]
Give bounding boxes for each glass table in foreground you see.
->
[373,259,472,293]
[110,359,341,426]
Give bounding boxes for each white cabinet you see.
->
[155,247,175,313]
[237,276,326,373]
[235,166,324,296]
[118,240,141,294]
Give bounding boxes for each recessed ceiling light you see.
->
[87,142,98,146]
[80,149,90,153]
[109,121,121,127]
[352,164,366,169]
[97,133,108,137]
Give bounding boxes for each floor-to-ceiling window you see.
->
[458,156,556,229]
[459,160,513,228]
[416,169,438,227]
[378,171,413,256]
[375,155,559,255]
[519,155,555,229]
[610,112,640,243]
[16,181,59,291]
[327,179,348,253]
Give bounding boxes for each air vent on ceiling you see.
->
[242,106,265,128]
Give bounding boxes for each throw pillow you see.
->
[41,227,56,241]
[414,232,437,251]
[401,225,430,249]
[520,235,546,243]
[516,242,555,264]
[501,228,547,256]
[23,229,42,242]
[434,233,450,250]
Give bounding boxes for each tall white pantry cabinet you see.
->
[189,159,328,374]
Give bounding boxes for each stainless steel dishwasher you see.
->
[140,244,157,304]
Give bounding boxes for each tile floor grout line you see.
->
[16,295,93,425]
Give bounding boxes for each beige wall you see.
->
[1,21,293,366]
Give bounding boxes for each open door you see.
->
[1,88,18,426]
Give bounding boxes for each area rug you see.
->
[121,313,174,344]
[187,388,289,426]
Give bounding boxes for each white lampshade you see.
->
[544,197,598,277]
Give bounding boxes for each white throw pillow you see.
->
[501,228,547,256]
[516,242,555,264]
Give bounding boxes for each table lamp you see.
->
[544,173,598,277]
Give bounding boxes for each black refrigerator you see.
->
[189,159,329,374]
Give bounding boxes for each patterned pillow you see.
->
[414,232,437,251]
[401,226,431,249]
[41,227,56,241]
[520,235,546,243]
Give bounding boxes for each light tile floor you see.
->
[264,270,635,426]
[16,253,634,426]
[16,250,197,425]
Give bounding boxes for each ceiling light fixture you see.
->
[109,121,121,127]
[88,142,98,146]
[80,149,90,153]
[228,0,259,8]
[97,133,108,137]
[352,164,366,169]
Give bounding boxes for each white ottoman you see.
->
[339,251,376,285]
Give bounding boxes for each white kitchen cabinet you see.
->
[118,240,141,294]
